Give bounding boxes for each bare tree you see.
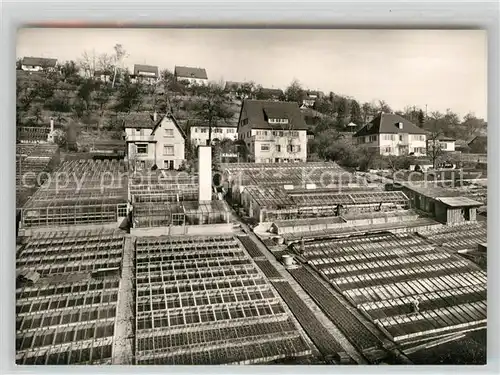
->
[112,44,128,89]
[79,50,97,78]
[97,53,114,81]
[426,113,445,169]
[193,82,234,145]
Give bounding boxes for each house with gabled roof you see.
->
[237,100,308,163]
[21,57,58,72]
[124,111,186,171]
[353,112,427,156]
[467,135,487,154]
[174,66,208,85]
[131,64,159,84]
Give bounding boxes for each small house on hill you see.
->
[132,64,159,84]
[174,66,208,85]
[353,113,427,156]
[467,135,487,154]
[124,111,186,171]
[21,57,58,72]
[237,100,308,163]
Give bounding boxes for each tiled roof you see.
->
[174,66,208,80]
[354,113,427,137]
[238,100,308,131]
[260,88,284,97]
[123,112,156,129]
[22,57,57,67]
[133,64,159,77]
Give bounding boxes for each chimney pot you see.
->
[50,118,54,132]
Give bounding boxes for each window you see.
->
[441,142,448,150]
[194,128,198,133]
[164,129,174,137]
[136,144,148,154]
[241,119,248,126]
[163,145,174,156]
[247,131,251,137]
[291,131,299,137]
[276,145,281,152]
[382,147,393,154]
[140,129,145,136]
[227,128,235,133]
[399,135,404,142]
[261,144,270,151]
[369,135,377,142]
[288,145,301,153]
[200,128,208,133]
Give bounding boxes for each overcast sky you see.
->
[17,28,487,119]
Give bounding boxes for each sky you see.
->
[17,28,487,120]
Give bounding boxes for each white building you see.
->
[131,64,159,84]
[174,66,208,85]
[238,100,308,163]
[302,90,323,108]
[353,113,427,156]
[427,135,456,152]
[21,57,58,72]
[124,112,186,171]
[190,124,238,146]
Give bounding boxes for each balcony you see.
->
[252,135,277,142]
[126,135,156,142]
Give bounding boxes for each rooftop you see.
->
[239,100,308,131]
[354,113,426,137]
[174,66,208,80]
[22,57,58,67]
[133,64,159,77]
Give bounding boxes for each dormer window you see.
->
[398,122,404,129]
[268,118,289,124]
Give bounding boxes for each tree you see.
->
[192,82,234,145]
[417,109,425,128]
[239,81,255,99]
[284,79,306,106]
[79,50,97,78]
[16,58,22,70]
[376,100,392,114]
[426,115,446,169]
[115,70,144,113]
[30,105,43,125]
[77,78,97,111]
[460,112,487,139]
[112,44,128,89]
[361,102,373,123]
[350,99,363,125]
[336,98,348,127]
[60,60,79,82]
[313,98,335,116]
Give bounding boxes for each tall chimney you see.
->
[198,146,212,202]
[153,111,158,122]
[50,118,54,132]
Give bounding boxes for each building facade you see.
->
[131,64,159,84]
[427,136,456,153]
[354,113,427,156]
[238,100,308,163]
[174,66,208,85]
[190,125,238,146]
[125,112,186,171]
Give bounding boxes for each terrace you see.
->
[134,235,312,364]
[15,229,124,365]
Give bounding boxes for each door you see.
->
[169,160,175,170]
